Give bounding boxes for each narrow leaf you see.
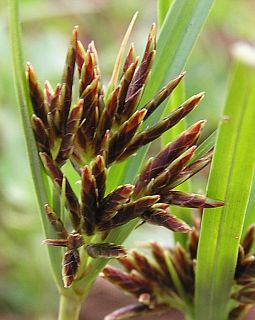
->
[195,62,255,320]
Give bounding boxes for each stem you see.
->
[58,295,82,320]
[8,0,63,289]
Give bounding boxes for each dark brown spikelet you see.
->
[27,63,47,124]
[168,149,213,190]
[62,249,80,288]
[149,241,174,287]
[31,115,50,154]
[97,195,160,231]
[97,184,134,223]
[168,244,195,296]
[142,205,192,233]
[126,23,156,99]
[160,191,224,208]
[61,26,78,128]
[40,152,81,230]
[81,165,98,235]
[85,243,126,258]
[118,94,204,162]
[91,155,107,202]
[122,43,136,75]
[146,146,197,194]
[188,227,199,260]
[143,73,186,119]
[107,109,147,165]
[55,99,83,166]
[44,204,68,239]
[95,86,120,149]
[103,266,152,297]
[134,120,206,196]
[228,304,250,320]
[131,250,164,284]
[115,59,139,125]
[242,224,255,255]
[232,282,255,304]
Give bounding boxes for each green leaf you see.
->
[157,0,173,28]
[8,0,63,291]
[195,62,255,320]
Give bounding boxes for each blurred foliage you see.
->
[0,0,254,318]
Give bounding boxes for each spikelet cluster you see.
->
[27,23,223,288]
[103,220,255,320]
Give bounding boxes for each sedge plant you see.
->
[8,0,255,319]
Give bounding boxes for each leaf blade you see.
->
[195,62,255,320]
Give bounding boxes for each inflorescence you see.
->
[27,24,223,289]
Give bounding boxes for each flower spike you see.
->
[27,22,224,289]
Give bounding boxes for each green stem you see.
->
[8,0,63,290]
[58,295,82,320]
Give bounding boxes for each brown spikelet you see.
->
[171,244,195,294]
[122,43,136,75]
[40,152,81,229]
[131,250,163,284]
[44,80,53,106]
[91,155,107,202]
[44,204,68,239]
[61,26,78,126]
[119,256,137,272]
[31,115,50,154]
[103,266,152,297]
[242,224,255,255]
[143,73,186,119]
[142,206,191,233]
[147,146,197,194]
[55,99,84,166]
[119,86,144,124]
[76,40,86,76]
[42,238,68,247]
[168,150,212,190]
[126,24,156,99]
[87,41,101,82]
[107,109,147,165]
[81,166,98,235]
[46,84,63,144]
[228,304,250,320]
[134,120,206,196]
[114,60,139,125]
[134,92,204,146]
[95,86,120,148]
[62,249,80,288]
[149,241,175,288]
[85,243,126,258]
[97,195,160,231]
[97,184,134,223]
[27,63,47,124]
[232,282,255,304]
[188,227,199,260]
[160,191,224,208]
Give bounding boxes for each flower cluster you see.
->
[103,220,255,320]
[27,24,223,288]
[231,224,255,318]
[103,225,199,320]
